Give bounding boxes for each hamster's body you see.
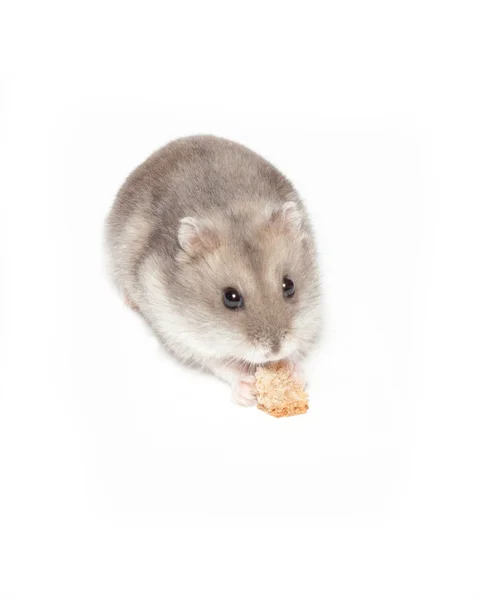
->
[106,136,320,405]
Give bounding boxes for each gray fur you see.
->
[105,135,321,376]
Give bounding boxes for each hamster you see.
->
[105,135,321,406]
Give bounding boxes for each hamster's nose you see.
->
[269,338,281,356]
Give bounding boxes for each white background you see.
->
[1,1,478,598]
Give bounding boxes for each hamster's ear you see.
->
[178,216,219,259]
[281,201,302,231]
[269,200,302,232]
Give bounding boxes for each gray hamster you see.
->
[105,135,320,405]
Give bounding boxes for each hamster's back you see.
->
[106,135,299,293]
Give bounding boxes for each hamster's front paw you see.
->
[286,360,306,387]
[231,375,257,407]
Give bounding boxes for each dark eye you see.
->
[282,277,295,298]
[223,287,243,309]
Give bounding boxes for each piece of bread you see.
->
[255,361,309,418]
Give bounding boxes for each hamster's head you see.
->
[170,200,321,366]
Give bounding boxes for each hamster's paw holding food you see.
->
[231,375,257,407]
[289,360,306,388]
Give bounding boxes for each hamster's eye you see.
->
[223,288,243,309]
[282,277,295,298]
